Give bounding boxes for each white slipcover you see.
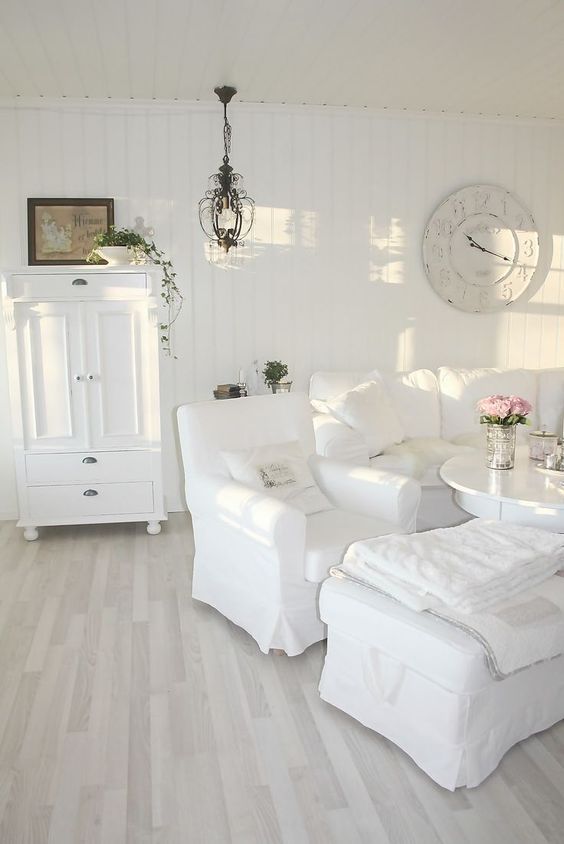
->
[177,393,420,656]
[319,577,564,790]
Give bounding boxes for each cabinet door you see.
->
[15,302,87,450]
[84,301,156,449]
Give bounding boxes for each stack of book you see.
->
[213,383,244,400]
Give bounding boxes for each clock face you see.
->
[423,185,539,312]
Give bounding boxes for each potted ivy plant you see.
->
[263,360,292,393]
[86,226,183,357]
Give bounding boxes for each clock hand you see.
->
[472,243,511,262]
[465,234,511,262]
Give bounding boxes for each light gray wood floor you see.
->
[0,514,563,843]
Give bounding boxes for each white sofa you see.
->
[310,367,564,531]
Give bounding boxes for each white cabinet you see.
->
[2,266,166,539]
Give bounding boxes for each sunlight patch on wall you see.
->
[369,216,405,284]
[202,206,317,269]
[252,207,317,249]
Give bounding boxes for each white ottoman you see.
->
[319,576,564,790]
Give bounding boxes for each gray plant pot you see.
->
[270,381,293,394]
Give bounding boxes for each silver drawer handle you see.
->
[72,278,88,286]
[82,457,97,464]
[83,489,98,496]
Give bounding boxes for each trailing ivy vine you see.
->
[87,226,183,357]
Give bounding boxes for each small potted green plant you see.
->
[87,226,140,266]
[87,227,183,357]
[263,360,292,394]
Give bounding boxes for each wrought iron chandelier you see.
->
[198,86,255,256]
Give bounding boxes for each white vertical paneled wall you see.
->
[1,99,564,515]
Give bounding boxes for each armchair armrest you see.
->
[313,413,369,465]
[187,474,306,545]
[309,455,421,533]
[186,475,307,582]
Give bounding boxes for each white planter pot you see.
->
[95,246,133,266]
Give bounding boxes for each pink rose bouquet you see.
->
[476,394,532,426]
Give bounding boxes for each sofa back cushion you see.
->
[177,392,316,479]
[309,371,371,404]
[438,367,538,440]
[309,369,441,438]
[381,369,441,438]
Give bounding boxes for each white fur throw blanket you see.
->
[335,519,564,677]
[341,519,564,613]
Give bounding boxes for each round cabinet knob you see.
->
[74,374,82,382]
[87,374,94,381]
[82,456,97,464]
[83,489,98,496]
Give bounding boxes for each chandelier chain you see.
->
[223,103,232,160]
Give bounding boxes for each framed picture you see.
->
[27,198,114,265]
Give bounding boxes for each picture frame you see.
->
[27,198,114,266]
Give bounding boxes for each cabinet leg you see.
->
[23,527,39,541]
[147,521,161,536]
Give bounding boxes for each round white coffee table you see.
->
[440,446,564,531]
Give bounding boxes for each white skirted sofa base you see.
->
[319,577,564,790]
[311,366,564,531]
[177,393,420,656]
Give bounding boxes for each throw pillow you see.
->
[326,379,405,457]
[221,440,333,515]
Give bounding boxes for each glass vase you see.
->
[486,424,516,470]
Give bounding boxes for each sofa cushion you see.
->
[438,367,538,441]
[451,432,483,449]
[370,437,475,487]
[221,440,332,515]
[326,380,405,457]
[305,509,399,583]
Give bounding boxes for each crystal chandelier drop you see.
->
[198,86,255,261]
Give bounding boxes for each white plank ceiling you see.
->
[0,0,564,118]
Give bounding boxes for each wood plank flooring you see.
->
[0,514,563,843]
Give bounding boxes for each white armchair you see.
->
[177,393,420,656]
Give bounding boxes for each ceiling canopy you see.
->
[1,0,563,119]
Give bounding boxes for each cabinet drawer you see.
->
[25,451,154,484]
[28,482,154,518]
[8,272,148,300]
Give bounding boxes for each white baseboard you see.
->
[165,495,186,513]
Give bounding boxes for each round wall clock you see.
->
[422,184,539,313]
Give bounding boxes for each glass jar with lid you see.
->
[529,430,558,461]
